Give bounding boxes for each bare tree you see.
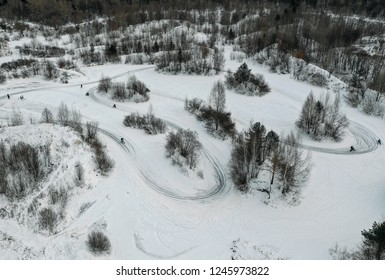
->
[112,82,127,101]
[165,129,201,170]
[85,121,98,143]
[97,75,112,93]
[324,93,349,141]
[213,47,225,74]
[209,80,226,113]
[279,132,311,195]
[9,108,24,126]
[57,102,70,126]
[44,60,58,80]
[209,80,226,131]
[40,107,54,123]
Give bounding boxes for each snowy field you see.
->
[0,47,384,260]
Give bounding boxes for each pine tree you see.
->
[234,63,251,84]
[355,221,385,260]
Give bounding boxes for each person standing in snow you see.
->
[7,94,10,99]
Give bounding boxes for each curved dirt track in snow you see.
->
[299,121,379,155]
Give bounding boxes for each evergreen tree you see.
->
[355,221,385,260]
[234,63,251,84]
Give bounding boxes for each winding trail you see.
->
[90,90,230,201]
[299,121,379,155]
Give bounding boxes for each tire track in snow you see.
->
[90,91,230,201]
[0,66,155,100]
[298,121,378,155]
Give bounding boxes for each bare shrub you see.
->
[40,107,54,123]
[97,75,112,93]
[74,162,84,186]
[0,141,49,200]
[44,60,58,80]
[0,72,6,84]
[9,108,24,126]
[86,231,111,255]
[48,187,68,207]
[92,138,114,175]
[184,97,203,114]
[185,97,236,139]
[329,244,353,260]
[126,75,150,102]
[361,93,385,117]
[38,207,58,232]
[111,82,127,101]
[57,102,70,126]
[69,108,83,134]
[123,112,166,134]
[85,121,98,143]
[165,129,201,170]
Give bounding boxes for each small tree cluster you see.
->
[229,122,279,192]
[123,112,166,135]
[278,132,312,195]
[155,46,225,75]
[229,122,311,198]
[126,75,150,102]
[79,47,105,66]
[19,43,65,58]
[0,58,42,81]
[0,141,50,200]
[225,63,271,96]
[56,102,83,134]
[98,75,150,103]
[43,60,59,80]
[165,129,201,170]
[296,92,349,141]
[184,81,236,139]
[97,75,112,93]
[86,231,111,255]
[90,138,114,176]
[48,187,68,207]
[83,121,114,176]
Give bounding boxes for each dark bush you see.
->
[38,207,58,232]
[225,63,270,96]
[185,97,236,139]
[123,113,166,134]
[92,138,114,175]
[165,129,201,170]
[86,231,111,255]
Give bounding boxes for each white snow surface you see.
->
[0,46,385,260]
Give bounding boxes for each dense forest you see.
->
[0,0,384,27]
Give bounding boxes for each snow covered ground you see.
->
[0,46,384,260]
